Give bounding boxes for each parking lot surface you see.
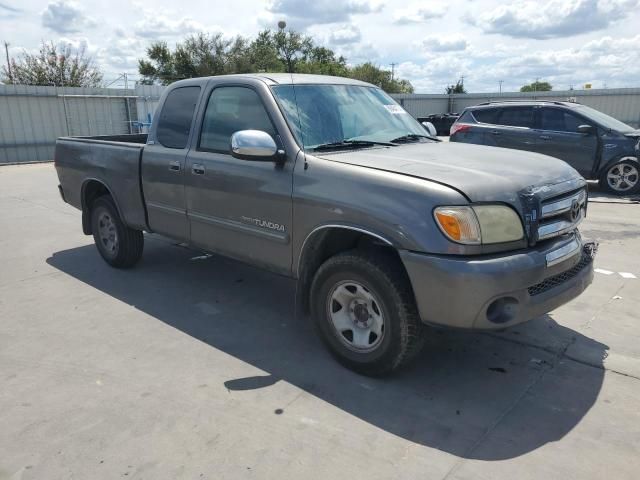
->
[1,163,639,480]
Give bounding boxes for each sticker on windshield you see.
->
[383,104,407,115]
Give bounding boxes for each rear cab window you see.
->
[497,107,534,128]
[156,86,201,149]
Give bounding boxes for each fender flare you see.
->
[295,224,395,278]
[80,178,125,235]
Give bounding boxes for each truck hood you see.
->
[314,142,584,203]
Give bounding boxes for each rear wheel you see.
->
[91,196,144,268]
[310,249,425,376]
[600,160,640,195]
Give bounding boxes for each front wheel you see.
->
[91,196,144,268]
[310,250,425,376]
[599,160,640,195]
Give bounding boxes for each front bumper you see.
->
[400,233,595,330]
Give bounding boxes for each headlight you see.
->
[434,205,523,245]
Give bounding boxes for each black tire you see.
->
[310,249,425,376]
[599,160,640,196]
[90,196,144,268]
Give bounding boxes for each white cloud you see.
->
[467,0,639,39]
[0,2,21,18]
[422,34,469,52]
[42,0,96,34]
[393,3,446,24]
[396,34,640,92]
[266,0,382,29]
[329,24,362,45]
[3,0,640,92]
[134,14,212,38]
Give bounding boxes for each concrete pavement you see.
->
[1,163,639,479]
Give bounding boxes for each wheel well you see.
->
[599,156,640,178]
[296,227,403,314]
[81,180,111,235]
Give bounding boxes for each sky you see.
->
[1,0,639,92]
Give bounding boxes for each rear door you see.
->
[184,81,294,275]
[142,85,202,241]
[489,106,538,152]
[534,107,598,176]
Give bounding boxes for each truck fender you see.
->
[294,224,397,315]
[80,178,125,235]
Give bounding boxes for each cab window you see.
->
[156,86,201,149]
[199,87,276,153]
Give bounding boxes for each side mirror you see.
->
[422,121,437,136]
[230,130,279,161]
[577,124,594,135]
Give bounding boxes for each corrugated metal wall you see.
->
[392,87,640,128]
[0,84,163,164]
[1,84,638,164]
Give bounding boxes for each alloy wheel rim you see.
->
[607,164,639,192]
[326,280,385,353]
[98,211,118,255]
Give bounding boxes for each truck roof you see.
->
[170,73,376,88]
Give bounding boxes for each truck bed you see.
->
[55,134,149,231]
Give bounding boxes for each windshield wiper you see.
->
[390,133,437,143]
[311,139,395,151]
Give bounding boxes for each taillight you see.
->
[450,123,472,136]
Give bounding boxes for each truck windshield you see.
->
[271,84,431,150]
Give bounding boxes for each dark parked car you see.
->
[417,113,459,136]
[450,101,640,195]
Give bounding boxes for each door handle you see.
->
[490,130,501,135]
[168,161,181,172]
[539,135,552,140]
[192,164,205,175]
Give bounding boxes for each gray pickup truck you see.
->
[55,74,596,375]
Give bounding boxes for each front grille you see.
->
[527,253,592,296]
[536,188,587,241]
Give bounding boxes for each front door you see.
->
[534,107,598,176]
[141,85,202,241]
[185,85,294,275]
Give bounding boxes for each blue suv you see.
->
[450,101,640,195]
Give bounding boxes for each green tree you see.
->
[346,62,414,93]
[520,81,552,92]
[1,41,102,87]
[137,29,414,94]
[445,79,466,94]
[247,30,283,72]
[138,33,251,85]
[272,29,313,73]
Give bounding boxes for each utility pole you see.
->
[3,41,12,84]
[534,77,539,93]
[390,62,396,82]
[498,80,503,94]
[124,72,128,90]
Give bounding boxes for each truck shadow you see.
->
[46,238,608,461]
